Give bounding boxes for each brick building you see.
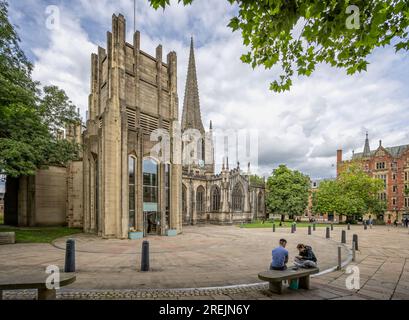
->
[337,133,409,222]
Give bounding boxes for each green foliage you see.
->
[313,164,386,218]
[0,1,80,177]
[149,0,409,92]
[39,85,81,137]
[0,226,83,243]
[249,174,265,186]
[265,165,310,217]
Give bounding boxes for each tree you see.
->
[249,174,265,186]
[0,1,80,177]
[265,165,310,221]
[312,164,385,221]
[149,0,409,92]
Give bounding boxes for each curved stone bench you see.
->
[0,273,76,300]
[258,267,319,294]
[0,232,15,245]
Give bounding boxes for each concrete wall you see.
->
[34,167,67,226]
[67,161,84,228]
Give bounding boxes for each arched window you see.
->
[196,186,205,213]
[182,184,188,223]
[258,192,263,213]
[211,186,221,212]
[128,156,136,228]
[232,183,244,212]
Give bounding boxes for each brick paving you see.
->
[1,225,409,300]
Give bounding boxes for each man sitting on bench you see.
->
[270,239,289,271]
[294,243,317,269]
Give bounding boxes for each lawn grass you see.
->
[0,226,83,243]
[240,220,331,228]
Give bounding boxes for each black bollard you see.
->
[313,223,316,231]
[64,239,76,273]
[326,227,330,239]
[331,224,334,231]
[347,223,351,230]
[341,230,346,244]
[141,241,150,272]
[308,226,312,235]
[272,224,276,232]
[352,234,358,250]
[291,224,295,233]
[364,223,367,230]
[293,223,297,232]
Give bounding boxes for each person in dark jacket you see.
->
[294,244,317,269]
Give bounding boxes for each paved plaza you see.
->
[1,225,409,300]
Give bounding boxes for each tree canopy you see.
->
[0,0,80,178]
[149,0,409,92]
[265,164,310,219]
[312,164,386,219]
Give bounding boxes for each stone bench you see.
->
[0,232,15,245]
[0,273,76,300]
[258,267,319,294]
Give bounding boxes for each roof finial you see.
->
[209,120,213,130]
[379,140,382,147]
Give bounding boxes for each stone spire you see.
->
[181,37,205,133]
[363,132,371,157]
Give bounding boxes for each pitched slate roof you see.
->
[353,144,409,159]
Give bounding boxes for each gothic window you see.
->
[258,192,263,213]
[196,186,205,213]
[211,186,221,212]
[128,156,136,228]
[232,183,244,212]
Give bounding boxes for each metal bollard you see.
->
[337,246,342,270]
[293,223,297,232]
[141,241,150,272]
[308,226,312,235]
[347,223,350,230]
[326,227,330,239]
[313,223,316,231]
[352,234,358,251]
[352,241,356,262]
[364,223,367,230]
[272,224,276,232]
[64,239,76,273]
[291,224,295,234]
[341,230,346,244]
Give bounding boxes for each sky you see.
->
[7,0,409,179]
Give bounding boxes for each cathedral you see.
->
[4,14,265,239]
[180,38,265,226]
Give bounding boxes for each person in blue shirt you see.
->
[270,239,289,271]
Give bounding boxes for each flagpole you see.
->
[133,0,136,32]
